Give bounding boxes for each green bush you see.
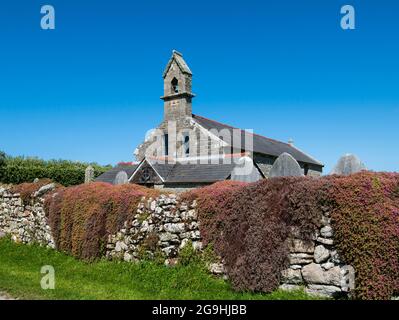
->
[0,150,6,168]
[0,153,111,186]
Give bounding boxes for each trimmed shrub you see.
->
[183,178,321,292]
[44,182,158,260]
[181,181,248,247]
[185,173,399,299]
[328,172,399,299]
[0,154,111,186]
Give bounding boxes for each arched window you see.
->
[171,77,179,93]
[183,133,190,157]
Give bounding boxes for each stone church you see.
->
[97,51,323,190]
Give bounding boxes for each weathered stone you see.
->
[164,223,185,234]
[341,265,356,292]
[289,239,315,254]
[34,183,56,197]
[330,154,367,176]
[289,253,313,265]
[209,263,226,275]
[269,152,303,178]
[159,232,178,242]
[316,237,334,245]
[314,245,330,263]
[305,285,341,297]
[302,263,342,287]
[321,262,335,270]
[0,231,6,238]
[115,241,128,252]
[290,265,302,270]
[124,252,133,262]
[281,269,303,284]
[279,284,302,292]
[320,226,333,238]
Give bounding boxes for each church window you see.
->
[183,133,190,157]
[164,134,169,156]
[171,77,179,93]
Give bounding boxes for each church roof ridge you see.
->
[192,114,324,166]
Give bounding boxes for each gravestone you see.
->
[231,156,262,183]
[84,165,95,183]
[330,154,367,175]
[114,171,128,185]
[269,152,303,178]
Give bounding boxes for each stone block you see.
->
[305,285,341,297]
[281,268,303,284]
[302,263,342,287]
[289,239,315,254]
[320,226,333,238]
[164,223,185,234]
[289,253,313,265]
[314,245,330,263]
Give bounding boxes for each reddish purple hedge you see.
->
[44,182,158,260]
[185,173,399,299]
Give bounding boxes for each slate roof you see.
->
[96,161,239,185]
[163,50,192,78]
[95,165,139,184]
[164,162,236,183]
[192,114,323,166]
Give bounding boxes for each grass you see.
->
[0,238,317,300]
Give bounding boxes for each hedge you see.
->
[44,182,159,260]
[0,152,111,186]
[40,172,399,299]
[183,179,322,293]
[184,172,399,300]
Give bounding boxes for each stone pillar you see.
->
[84,165,95,184]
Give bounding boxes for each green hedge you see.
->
[0,152,111,186]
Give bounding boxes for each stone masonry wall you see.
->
[0,185,54,248]
[106,194,203,266]
[0,186,354,298]
[281,204,356,297]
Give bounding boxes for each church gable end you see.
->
[129,160,163,185]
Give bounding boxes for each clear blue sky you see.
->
[0,0,398,173]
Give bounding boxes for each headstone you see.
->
[330,154,366,175]
[84,165,95,183]
[231,156,262,183]
[269,152,303,178]
[114,171,128,185]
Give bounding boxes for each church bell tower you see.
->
[161,50,195,122]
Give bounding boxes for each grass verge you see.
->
[0,238,317,300]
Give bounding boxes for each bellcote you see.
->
[161,50,195,121]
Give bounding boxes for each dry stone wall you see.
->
[281,205,356,297]
[106,194,203,265]
[0,185,54,248]
[0,185,354,298]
